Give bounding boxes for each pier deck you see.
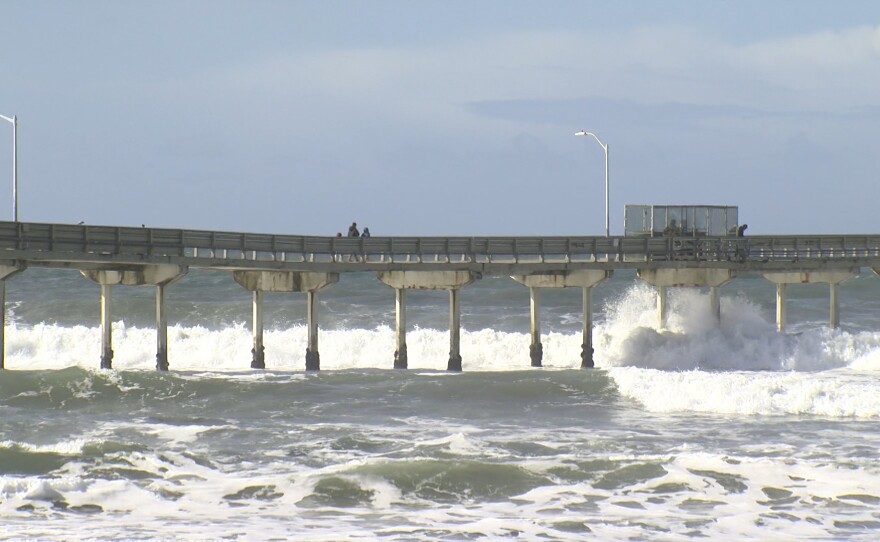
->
[2,221,879,371]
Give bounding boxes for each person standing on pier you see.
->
[362,227,371,238]
[347,222,360,261]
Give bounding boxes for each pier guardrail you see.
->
[1,221,880,271]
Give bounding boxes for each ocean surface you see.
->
[2,267,880,540]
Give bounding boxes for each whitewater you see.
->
[2,268,880,540]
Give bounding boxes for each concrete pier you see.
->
[377,270,478,371]
[232,271,338,370]
[82,265,187,370]
[763,270,857,332]
[511,270,610,368]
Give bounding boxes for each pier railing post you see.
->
[394,288,407,369]
[251,290,265,369]
[529,287,543,367]
[447,289,462,371]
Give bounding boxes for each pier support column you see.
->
[232,271,338,370]
[511,270,610,368]
[394,288,407,369]
[657,286,668,330]
[763,270,856,332]
[82,265,187,370]
[156,285,169,371]
[829,282,840,329]
[377,270,479,370]
[581,286,594,368]
[776,283,786,332]
[710,286,721,326]
[251,290,265,369]
[0,280,4,370]
[448,289,462,372]
[0,264,24,370]
[637,268,735,330]
[100,284,113,369]
[529,287,542,367]
[306,290,320,371]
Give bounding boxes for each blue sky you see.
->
[1,1,879,235]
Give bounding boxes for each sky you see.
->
[1,1,879,236]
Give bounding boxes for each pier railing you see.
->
[1,221,880,270]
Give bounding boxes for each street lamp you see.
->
[575,130,608,237]
[0,114,17,222]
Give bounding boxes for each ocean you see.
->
[2,266,880,540]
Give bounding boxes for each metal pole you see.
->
[0,114,16,221]
[604,142,609,238]
[575,130,610,237]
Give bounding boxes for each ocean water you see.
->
[2,267,880,540]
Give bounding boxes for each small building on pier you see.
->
[624,204,739,237]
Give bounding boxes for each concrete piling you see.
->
[394,288,407,369]
[305,290,320,371]
[528,287,542,367]
[251,290,266,369]
[156,284,169,371]
[448,289,463,371]
[100,283,113,369]
[581,286,594,368]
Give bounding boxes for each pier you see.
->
[1,220,879,371]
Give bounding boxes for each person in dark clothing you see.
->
[347,222,360,261]
[737,224,748,237]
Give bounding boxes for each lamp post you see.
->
[575,130,608,237]
[0,114,17,222]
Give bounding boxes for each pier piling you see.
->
[100,284,113,369]
[156,285,169,371]
[581,286,594,368]
[448,289,462,371]
[529,287,543,367]
[710,286,721,325]
[251,290,265,369]
[657,286,668,330]
[830,283,840,329]
[394,288,407,369]
[305,290,320,371]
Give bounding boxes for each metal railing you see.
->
[1,221,879,269]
